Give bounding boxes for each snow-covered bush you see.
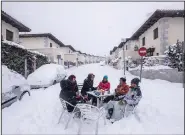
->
[2,41,49,76]
[165,40,184,71]
[143,57,159,66]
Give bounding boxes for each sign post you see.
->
[138,47,147,82]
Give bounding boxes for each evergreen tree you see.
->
[165,40,184,72]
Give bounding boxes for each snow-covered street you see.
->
[2,64,184,134]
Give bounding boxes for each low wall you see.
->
[129,68,184,83]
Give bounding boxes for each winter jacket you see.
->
[59,79,79,102]
[81,78,96,96]
[124,86,142,105]
[115,83,129,96]
[98,81,110,91]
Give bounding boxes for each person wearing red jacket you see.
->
[103,77,129,103]
[97,75,110,91]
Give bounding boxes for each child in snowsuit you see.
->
[103,77,129,103]
[105,78,142,121]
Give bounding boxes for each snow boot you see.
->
[106,108,113,119]
[74,111,81,119]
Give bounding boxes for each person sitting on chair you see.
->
[91,75,111,106]
[122,78,142,106]
[59,75,85,112]
[81,73,97,102]
[103,77,129,103]
[104,78,142,122]
[97,75,110,91]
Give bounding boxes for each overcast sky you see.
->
[2,2,184,56]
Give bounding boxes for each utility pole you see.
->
[122,39,126,76]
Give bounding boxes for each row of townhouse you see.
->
[1,10,103,66]
[110,9,184,63]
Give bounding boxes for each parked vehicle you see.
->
[27,64,67,89]
[2,65,30,109]
[100,61,105,66]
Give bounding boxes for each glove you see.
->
[76,95,81,99]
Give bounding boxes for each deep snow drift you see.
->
[2,64,184,134]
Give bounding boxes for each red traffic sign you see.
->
[138,47,147,56]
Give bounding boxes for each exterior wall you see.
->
[20,37,46,49]
[139,18,161,56]
[78,54,85,63]
[168,17,184,45]
[125,40,140,60]
[2,20,19,43]
[47,38,60,48]
[138,17,184,56]
[20,37,65,65]
[29,48,63,64]
[61,47,73,54]
[64,53,78,65]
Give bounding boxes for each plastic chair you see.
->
[65,103,106,135]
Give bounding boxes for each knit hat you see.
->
[131,78,140,86]
[103,75,108,80]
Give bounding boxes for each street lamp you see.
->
[121,38,126,76]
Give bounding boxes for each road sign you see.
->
[138,47,147,56]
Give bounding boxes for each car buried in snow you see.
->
[27,64,67,89]
[2,66,31,109]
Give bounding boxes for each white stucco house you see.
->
[130,9,184,57]
[77,51,85,64]
[112,9,184,64]
[19,33,66,64]
[1,10,31,43]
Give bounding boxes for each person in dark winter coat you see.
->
[81,73,97,101]
[81,73,96,96]
[103,77,129,103]
[59,75,85,112]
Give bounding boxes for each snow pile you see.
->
[27,64,67,87]
[2,65,30,93]
[2,40,46,57]
[130,65,172,71]
[2,64,184,134]
[2,40,25,49]
[28,50,46,57]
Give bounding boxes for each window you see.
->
[142,37,145,46]
[153,28,158,39]
[6,29,13,41]
[50,43,52,47]
[126,45,127,50]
